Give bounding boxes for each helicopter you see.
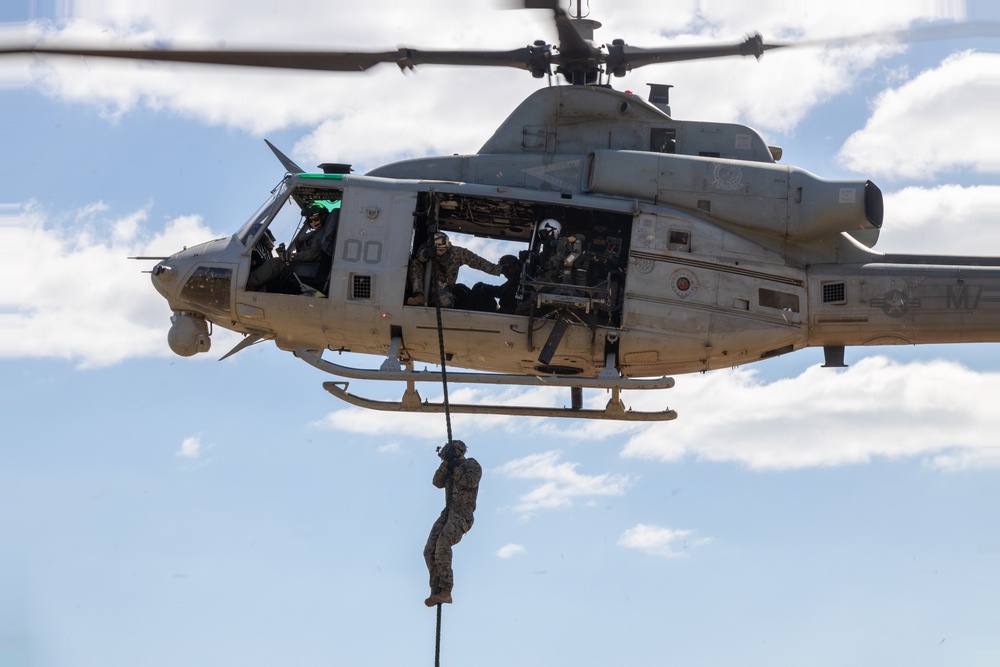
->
[6,2,1000,422]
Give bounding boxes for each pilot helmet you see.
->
[538,218,561,241]
[304,205,327,221]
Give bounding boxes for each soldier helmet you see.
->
[304,205,327,219]
[498,255,519,277]
[432,231,451,254]
[538,218,561,241]
[440,439,467,460]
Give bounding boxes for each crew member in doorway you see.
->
[532,218,561,279]
[470,254,521,313]
[537,220,584,284]
[407,231,502,308]
[247,205,328,291]
[424,440,482,607]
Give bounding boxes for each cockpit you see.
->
[240,179,344,297]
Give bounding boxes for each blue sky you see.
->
[2,1,1000,665]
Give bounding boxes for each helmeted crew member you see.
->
[424,440,482,607]
[535,218,584,283]
[406,231,502,308]
[537,218,561,243]
[247,205,328,291]
[471,254,521,312]
[533,218,562,275]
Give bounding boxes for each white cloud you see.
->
[621,356,1000,471]
[0,201,234,367]
[876,185,1000,254]
[838,51,1000,180]
[311,405,448,438]
[496,543,526,559]
[618,523,711,558]
[495,451,632,516]
[927,448,1000,472]
[176,434,202,459]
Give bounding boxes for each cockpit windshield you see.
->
[237,180,291,246]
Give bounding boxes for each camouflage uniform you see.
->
[424,452,482,601]
[408,244,501,308]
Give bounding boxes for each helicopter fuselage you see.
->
[149,86,1000,414]
[151,175,1000,378]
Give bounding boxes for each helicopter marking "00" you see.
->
[342,239,383,265]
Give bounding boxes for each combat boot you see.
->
[424,590,453,606]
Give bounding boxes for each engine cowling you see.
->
[583,150,882,242]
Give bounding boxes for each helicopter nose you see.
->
[149,237,237,310]
[149,241,238,357]
[150,257,211,355]
[150,259,180,302]
[150,254,202,306]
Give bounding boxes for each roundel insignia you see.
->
[671,269,697,298]
[633,257,654,274]
[711,163,743,191]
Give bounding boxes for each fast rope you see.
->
[433,301,452,667]
[435,603,443,667]
[435,302,454,444]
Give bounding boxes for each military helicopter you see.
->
[7,2,1000,421]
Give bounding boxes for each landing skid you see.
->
[295,348,677,422]
[323,382,676,421]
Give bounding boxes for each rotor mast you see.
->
[554,0,604,84]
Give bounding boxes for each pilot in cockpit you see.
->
[247,205,328,291]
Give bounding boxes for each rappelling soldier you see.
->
[424,440,482,607]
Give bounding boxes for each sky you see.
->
[2,0,1000,665]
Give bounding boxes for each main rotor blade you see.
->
[609,34,770,71]
[764,20,1000,52]
[602,20,998,76]
[0,44,539,73]
[5,18,993,85]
